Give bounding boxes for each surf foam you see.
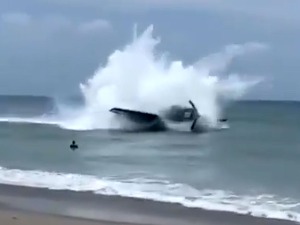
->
[58,25,266,130]
[0,166,299,223]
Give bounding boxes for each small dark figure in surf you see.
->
[70,140,78,151]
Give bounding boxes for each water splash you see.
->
[61,25,266,130]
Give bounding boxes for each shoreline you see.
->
[0,183,298,225]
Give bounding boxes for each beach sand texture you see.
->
[0,184,298,225]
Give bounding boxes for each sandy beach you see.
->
[0,183,298,225]
[0,209,124,225]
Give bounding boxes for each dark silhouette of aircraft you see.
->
[109,100,227,133]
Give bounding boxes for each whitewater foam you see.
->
[57,25,266,131]
[0,117,60,126]
[0,166,299,223]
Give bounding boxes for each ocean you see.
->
[0,25,299,224]
[0,96,299,223]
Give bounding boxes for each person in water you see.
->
[70,140,78,151]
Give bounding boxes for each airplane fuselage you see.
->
[159,105,197,122]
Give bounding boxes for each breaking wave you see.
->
[0,166,299,223]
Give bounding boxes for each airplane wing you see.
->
[109,107,160,123]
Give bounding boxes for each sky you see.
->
[0,0,300,100]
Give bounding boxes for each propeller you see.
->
[188,100,200,131]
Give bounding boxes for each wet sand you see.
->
[0,183,298,225]
[0,209,129,225]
